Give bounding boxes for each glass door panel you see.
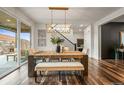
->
[20,22,31,64]
[0,10,17,77]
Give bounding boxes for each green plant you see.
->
[51,37,64,45]
[0,42,3,46]
[24,49,29,57]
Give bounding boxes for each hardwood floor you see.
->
[0,59,124,85]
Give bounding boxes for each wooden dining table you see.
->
[28,51,88,77]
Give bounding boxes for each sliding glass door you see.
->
[0,10,17,77]
[20,22,31,64]
[0,9,32,77]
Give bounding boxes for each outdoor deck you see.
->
[0,54,26,78]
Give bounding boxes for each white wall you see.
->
[83,25,92,57]
[34,24,84,51]
[34,24,53,51]
[73,32,84,43]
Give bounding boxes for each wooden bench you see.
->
[34,62,84,83]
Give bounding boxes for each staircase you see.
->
[52,29,76,51]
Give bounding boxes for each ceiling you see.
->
[0,10,31,32]
[0,10,17,31]
[19,7,121,25]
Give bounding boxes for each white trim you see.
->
[98,26,101,60]
[31,25,35,48]
[96,8,124,25]
[17,19,21,66]
[0,8,17,19]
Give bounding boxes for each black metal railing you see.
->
[54,29,76,51]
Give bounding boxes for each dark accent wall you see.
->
[101,22,124,59]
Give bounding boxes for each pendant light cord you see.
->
[51,10,53,29]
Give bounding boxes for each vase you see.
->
[56,45,61,53]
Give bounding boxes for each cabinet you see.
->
[77,39,84,51]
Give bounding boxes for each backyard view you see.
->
[0,28,17,76]
[0,28,30,77]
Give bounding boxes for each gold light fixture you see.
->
[49,7,68,10]
[6,19,11,22]
[48,7,70,33]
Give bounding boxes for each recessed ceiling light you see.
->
[7,19,11,22]
[80,24,84,27]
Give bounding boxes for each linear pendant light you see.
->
[48,7,69,33]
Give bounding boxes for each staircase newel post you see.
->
[74,44,76,51]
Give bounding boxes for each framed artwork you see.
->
[37,29,46,46]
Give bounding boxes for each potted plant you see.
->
[51,37,64,53]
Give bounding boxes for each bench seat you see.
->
[34,62,84,83]
[35,62,84,71]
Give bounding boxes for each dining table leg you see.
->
[81,55,88,77]
[28,55,36,77]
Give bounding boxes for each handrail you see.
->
[54,29,77,50]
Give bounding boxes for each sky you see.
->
[0,29,30,41]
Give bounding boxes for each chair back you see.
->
[63,46,69,52]
[82,48,88,55]
[29,48,38,54]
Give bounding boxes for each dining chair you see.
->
[82,48,89,55]
[61,46,72,62]
[72,48,89,62]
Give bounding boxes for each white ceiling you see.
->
[19,7,120,24]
